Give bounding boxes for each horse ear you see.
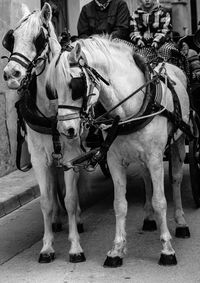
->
[41,2,52,25]
[21,3,30,18]
[68,42,82,63]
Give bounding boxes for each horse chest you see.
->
[110,136,147,164]
[26,127,54,162]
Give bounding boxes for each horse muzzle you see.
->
[57,121,79,140]
[3,74,21,89]
[3,63,25,89]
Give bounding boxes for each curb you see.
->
[0,185,40,218]
[0,169,40,218]
[0,167,114,219]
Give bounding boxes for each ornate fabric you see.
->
[130,4,171,46]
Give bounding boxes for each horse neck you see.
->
[36,40,60,117]
[36,67,53,115]
[93,56,146,120]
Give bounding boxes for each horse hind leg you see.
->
[169,135,190,238]
[142,167,157,231]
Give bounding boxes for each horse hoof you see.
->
[158,253,177,266]
[52,223,62,233]
[38,252,55,263]
[77,223,84,233]
[142,219,157,231]
[103,256,123,268]
[69,252,86,263]
[175,226,190,238]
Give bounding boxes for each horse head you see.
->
[45,42,101,139]
[3,2,60,89]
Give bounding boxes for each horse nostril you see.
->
[68,128,75,137]
[13,70,21,78]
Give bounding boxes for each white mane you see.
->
[46,36,134,100]
[15,9,60,56]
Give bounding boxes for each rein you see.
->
[94,72,161,125]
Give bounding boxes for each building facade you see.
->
[0,0,199,177]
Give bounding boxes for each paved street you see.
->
[0,164,200,283]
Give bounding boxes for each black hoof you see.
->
[52,222,62,233]
[175,226,190,238]
[38,252,55,263]
[142,219,157,231]
[158,253,177,266]
[103,256,123,268]
[69,252,86,263]
[77,223,84,233]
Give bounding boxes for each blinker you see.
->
[2,27,48,56]
[2,29,14,53]
[70,76,87,101]
[34,28,48,56]
[46,83,58,100]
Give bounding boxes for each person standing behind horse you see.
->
[129,0,176,63]
[77,0,130,40]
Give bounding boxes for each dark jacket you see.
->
[77,0,130,40]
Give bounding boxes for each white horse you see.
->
[45,36,191,266]
[3,3,85,263]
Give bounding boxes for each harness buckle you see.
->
[52,152,63,167]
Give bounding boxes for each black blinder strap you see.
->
[11,52,32,64]
[8,52,32,69]
[9,57,30,69]
[34,28,49,56]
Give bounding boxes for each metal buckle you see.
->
[52,152,63,167]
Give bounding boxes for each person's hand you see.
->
[137,39,145,48]
[151,41,158,49]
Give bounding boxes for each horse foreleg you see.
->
[104,159,127,268]
[64,170,85,263]
[142,167,157,231]
[33,164,55,263]
[170,135,190,238]
[147,154,177,265]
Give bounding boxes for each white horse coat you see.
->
[3,3,85,263]
[45,36,190,266]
